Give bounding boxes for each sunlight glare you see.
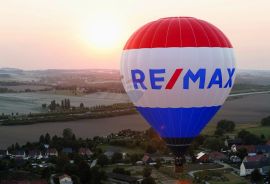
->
[82,14,123,51]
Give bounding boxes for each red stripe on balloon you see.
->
[124,17,232,50]
[165,68,183,89]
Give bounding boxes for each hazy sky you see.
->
[0,0,269,70]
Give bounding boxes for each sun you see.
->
[82,14,123,51]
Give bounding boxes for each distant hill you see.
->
[1,67,270,87]
[235,69,270,85]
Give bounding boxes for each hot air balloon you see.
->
[120,17,235,172]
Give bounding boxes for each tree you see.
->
[45,133,51,144]
[143,167,152,178]
[111,152,123,163]
[113,167,131,176]
[238,130,264,144]
[129,154,141,165]
[97,154,109,167]
[261,116,270,126]
[214,128,224,136]
[237,147,247,160]
[216,120,235,133]
[203,137,224,151]
[80,103,84,109]
[39,135,45,144]
[90,166,107,183]
[250,169,263,183]
[141,177,156,184]
[63,128,73,140]
[146,145,157,154]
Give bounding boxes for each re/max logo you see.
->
[131,68,235,90]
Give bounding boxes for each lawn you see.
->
[246,126,270,139]
[208,170,248,184]
[202,122,258,135]
[97,144,145,155]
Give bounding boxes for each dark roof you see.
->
[227,139,242,145]
[256,145,270,153]
[62,148,72,153]
[244,157,270,169]
[107,173,138,183]
[28,150,41,156]
[0,150,7,155]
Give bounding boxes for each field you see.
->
[246,126,270,139]
[0,92,129,114]
[0,93,269,148]
[97,144,145,155]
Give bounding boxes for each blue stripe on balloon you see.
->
[136,106,221,138]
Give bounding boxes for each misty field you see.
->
[0,92,129,114]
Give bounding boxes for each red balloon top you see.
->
[124,17,232,50]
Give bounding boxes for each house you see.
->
[90,159,97,168]
[160,156,174,164]
[240,157,270,176]
[13,150,26,159]
[256,145,270,155]
[107,173,140,184]
[208,151,228,162]
[28,150,43,159]
[78,148,93,157]
[104,151,114,159]
[243,155,265,162]
[59,174,73,184]
[225,139,242,147]
[0,150,8,158]
[196,152,209,163]
[236,145,256,156]
[142,154,153,164]
[62,148,73,154]
[230,155,241,163]
[46,148,58,157]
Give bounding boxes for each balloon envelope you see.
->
[120,17,236,155]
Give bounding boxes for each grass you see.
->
[208,169,248,184]
[246,126,270,139]
[202,122,258,135]
[97,144,145,155]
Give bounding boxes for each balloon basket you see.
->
[174,156,185,173]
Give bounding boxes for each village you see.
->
[0,116,270,184]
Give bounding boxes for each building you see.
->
[46,148,58,157]
[196,152,209,163]
[236,145,256,156]
[104,151,114,159]
[142,154,153,164]
[78,147,93,157]
[243,155,265,162]
[208,151,228,162]
[62,148,73,154]
[0,150,8,158]
[13,150,26,159]
[225,139,242,147]
[28,150,43,159]
[107,173,140,184]
[240,156,270,176]
[256,145,270,155]
[59,174,73,184]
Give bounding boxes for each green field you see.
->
[97,144,145,155]
[202,122,259,135]
[209,172,247,184]
[246,126,270,139]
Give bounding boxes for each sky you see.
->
[0,0,269,70]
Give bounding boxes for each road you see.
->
[229,90,270,97]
